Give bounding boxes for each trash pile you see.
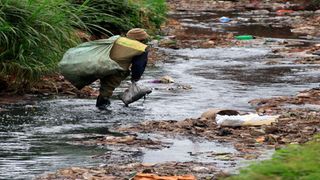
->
[249,88,320,114]
[37,162,218,180]
[134,173,196,180]
[73,134,170,149]
[119,93,320,151]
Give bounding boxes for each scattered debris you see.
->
[133,173,196,180]
[249,88,320,114]
[150,75,175,84]
[235,35,255,40]
[219,16,231,23]
[37,162,218,180]
[74,134,171,149]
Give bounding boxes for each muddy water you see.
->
[1,11,320,179]
[174,10,303,39]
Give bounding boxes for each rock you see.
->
[251,10,270,14]
[160,75,174,83]
[249,128,266,136]
[200,108,239,120]
[265,134,279,143]
[312,51,320,56]
[217,128,233,136]
[142,169,153,173]
[243,154,259,160]
[265,60,280,65]
[291,26,316,34]
[192,166,209,172]
[255,136,265,143]
[82,172,94,180]
[159,39,178,49]
[264,126,279,134]
[141,163,156,167]
[315,10,320,14]
[297,92,311,98]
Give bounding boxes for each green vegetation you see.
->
[224,135,320,180]
[312,0,320,6]
[134,0,167,32]
[0,0,84,89]
[72,0,167,35]
[0,0,167,91]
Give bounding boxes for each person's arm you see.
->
[131,50,148,82]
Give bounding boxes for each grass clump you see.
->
[224,135,320,180]
[72,0,167,36]
[0,0,85,90]
[133,0,167,32]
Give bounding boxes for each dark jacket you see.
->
[131,49,148,82]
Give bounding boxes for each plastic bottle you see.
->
[235,35,254,40]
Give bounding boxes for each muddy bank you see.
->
[160,0,320,51]
[36,87,320,179]
[37,162,220,180]
[119,88,320,144]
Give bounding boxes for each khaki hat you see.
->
[126,28,149,41]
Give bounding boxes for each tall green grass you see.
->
[0,0,85,89]
[224,135,320,180]
[134,0,167,32]
[72,0,140,35]
[72,0,167,35]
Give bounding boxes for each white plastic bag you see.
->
[216,113,279,127]
[120,82,152,106]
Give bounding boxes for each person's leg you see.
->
[96,71,129,109]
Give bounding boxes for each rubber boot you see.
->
[96,95,111,110]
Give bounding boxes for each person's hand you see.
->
[131,78,139,83]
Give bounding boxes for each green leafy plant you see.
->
[71,0,141,35]
[0,0,86,90]
[71,0,167,35]
[135,0,167,32]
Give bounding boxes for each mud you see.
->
[36,162,221,180]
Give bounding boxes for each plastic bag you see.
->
[58,36,124,89]
[120,82,152,106]
[216,113,279,127]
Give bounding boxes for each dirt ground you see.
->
[7,0,320,179]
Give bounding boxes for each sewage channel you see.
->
[1,11,320,179]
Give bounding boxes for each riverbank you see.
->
[225,135,320,180]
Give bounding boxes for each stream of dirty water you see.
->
[1,10,320,179]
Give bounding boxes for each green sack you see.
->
[58,35,124,89]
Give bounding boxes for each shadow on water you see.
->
[225,25,300,39]
[193,65,320,85]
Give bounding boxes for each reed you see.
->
[0,0,86,89]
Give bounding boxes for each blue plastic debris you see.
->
[219,16,231,23]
